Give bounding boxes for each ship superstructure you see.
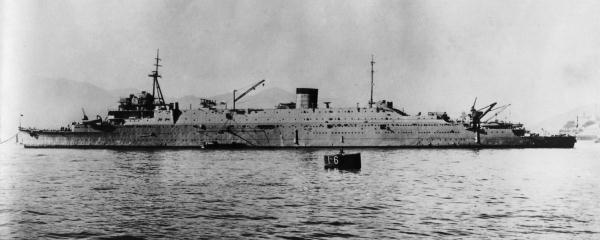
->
[18,52,575,148]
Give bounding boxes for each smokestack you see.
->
[296,88,318,109]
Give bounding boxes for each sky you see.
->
[3,0,600,137]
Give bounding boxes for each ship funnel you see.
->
[296,88,318,109]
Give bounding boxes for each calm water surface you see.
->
[1,143,600,239]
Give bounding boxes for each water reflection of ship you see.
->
[18,51,576,148]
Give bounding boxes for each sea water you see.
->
[1,143,599,239]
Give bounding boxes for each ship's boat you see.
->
[324,150,361,169]
[18,52,576,148]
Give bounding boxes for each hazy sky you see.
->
[3,0,600,135]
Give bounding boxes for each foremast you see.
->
[149,49,166,106]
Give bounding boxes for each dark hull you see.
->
[524,136,577,148]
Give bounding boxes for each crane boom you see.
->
[81,108,88,120]
[233,79,266,110]
[483,104,511,122]
[479,102,497,119]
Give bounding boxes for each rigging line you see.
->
[261,129,270,143]
[216,116,255,146]
[225,130,255,146]
[0,133,17,144]
[218,118,233,132]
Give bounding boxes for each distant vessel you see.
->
[559,115,599,141]
[18,51,576,148]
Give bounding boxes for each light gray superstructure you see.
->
[18,105,531,148]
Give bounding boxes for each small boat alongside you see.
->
[324,150,361,169]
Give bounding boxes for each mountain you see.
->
[108,87,141,99]
[3,78,113,130]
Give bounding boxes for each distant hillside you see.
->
[108,87,141,98]
[7,78,118,130]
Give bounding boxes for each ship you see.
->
[18,51,576,149]
[559,115,600,141]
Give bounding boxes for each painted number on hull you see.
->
[326,156,339,165]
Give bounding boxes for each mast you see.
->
[369,55,375,108]
[148,49,165,106]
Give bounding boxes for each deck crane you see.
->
[467,98,497,144]
[233,79,266,110]
[483,104,511,123]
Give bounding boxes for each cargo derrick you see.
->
[466,99,529,144]
[233,80,265,110]
[466,98,497,144]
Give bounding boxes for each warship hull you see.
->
[18,119,576,149]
